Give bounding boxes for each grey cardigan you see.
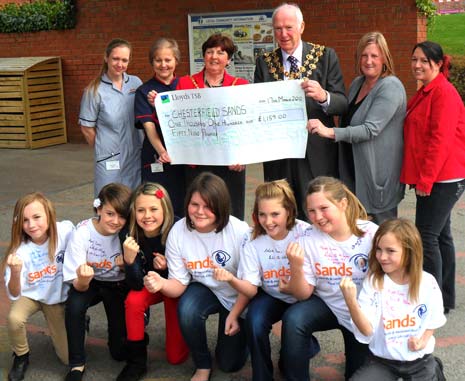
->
[334,75,406,214]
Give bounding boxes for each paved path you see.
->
[0,144,464,380]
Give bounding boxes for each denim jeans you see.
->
[177,282,248,371]
[415,180,465,309]
[246,290,320,381]
[351,353,437,380]
[65,279,128,367]
[281,294,369,381]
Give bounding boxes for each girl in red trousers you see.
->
[117,182,188,381]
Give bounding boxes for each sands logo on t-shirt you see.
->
[28,264,57,282]
[184,250,232,270]
[414,303,428,319]
[184,257,215,270]
[87,259,112,269]
[263,266,291,279]
[213,250,231,267]
[384,314,416,330]
[56,250,65,264]
[315,262,353,276]
[349,253,368,273]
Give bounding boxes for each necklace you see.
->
[204,74,224,88]
[264,43,325,80]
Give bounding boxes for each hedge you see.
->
[0,0,76,33]
[450,55,465,103]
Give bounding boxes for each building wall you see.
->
[0,0,425,142]
[434,0,465,14]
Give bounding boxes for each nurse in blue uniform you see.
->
[79,38,143,196]
[134,37,186,217]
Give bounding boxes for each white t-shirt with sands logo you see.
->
[63,217,124,282]
[4,220,74,304]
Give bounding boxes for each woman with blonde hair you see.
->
[135,38,186,217]
[79,38,143,196]
[308,32,406,224]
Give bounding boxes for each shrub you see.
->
[450,55,465,103]
[0,0,76,33]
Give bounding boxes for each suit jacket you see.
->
[254,42,347,177]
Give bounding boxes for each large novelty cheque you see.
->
[155,80,308,165]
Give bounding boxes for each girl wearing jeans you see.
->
[213,180,320,381]
[144,172,249,381]
[280,176,378,380]
[340,219,446,380]
[63,183,131,381]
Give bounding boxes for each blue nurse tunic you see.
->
[79,72,143,195]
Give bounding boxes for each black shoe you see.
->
[65,368,85,381]
[434,356,446,381]
[8,352,29,381]
[116,338,148,381]
[116,363,147,381]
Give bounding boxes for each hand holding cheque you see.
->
[154,80,308,165]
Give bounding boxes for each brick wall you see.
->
[0,0,426,143]
[434,0,465,13]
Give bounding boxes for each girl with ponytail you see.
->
[279,176,378,380]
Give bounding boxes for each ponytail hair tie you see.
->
[442,54,451,80]
[93,198,102,208]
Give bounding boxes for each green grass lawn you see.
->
[428,13,465,55]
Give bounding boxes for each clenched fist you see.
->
[7,254,23,273]
[76,264,94,285]
[286,242,305,268]
[144,271,164,294]
[123,236,140,265]
[213,267,234,282]
[339,277,357,302]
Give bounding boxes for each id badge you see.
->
[106,160,120,171]
[151,162,164,173]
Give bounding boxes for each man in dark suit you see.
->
[254,2,347,219]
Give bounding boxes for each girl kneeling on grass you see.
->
[340,218,446,380]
